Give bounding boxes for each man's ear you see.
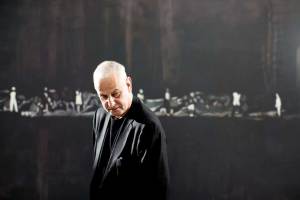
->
[126,76,132,92]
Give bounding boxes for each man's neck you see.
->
[111,115,123,120]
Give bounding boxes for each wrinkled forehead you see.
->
[98,73,127,94]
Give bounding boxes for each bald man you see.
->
[90,61,169,200]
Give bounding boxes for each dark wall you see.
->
[1,114,300,200]
[166,117,300,200]
[0,114,92,199]
[1,0,300,97]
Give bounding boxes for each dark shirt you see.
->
[109,117,124,151]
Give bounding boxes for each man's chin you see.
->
[109,110,124,118]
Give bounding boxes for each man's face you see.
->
[97,73,132,118]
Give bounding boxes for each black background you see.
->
[1,0,300,97]
[1,114,300,200]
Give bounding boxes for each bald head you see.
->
[93,61,128,91]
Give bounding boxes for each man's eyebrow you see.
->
[112,89,121,93]
[99,89,120,95]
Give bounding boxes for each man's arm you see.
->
[137,124,170,200]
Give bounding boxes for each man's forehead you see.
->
[99,78,123,93]
[97,72,127,92]
[99,72,126,84]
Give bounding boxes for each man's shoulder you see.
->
[93,107,109,128]
[94,107,108,118]
[131,98,163,130]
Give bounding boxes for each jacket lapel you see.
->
[101,117,134,184]
[93,114,110,171]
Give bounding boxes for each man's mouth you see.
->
[109,107,119,112]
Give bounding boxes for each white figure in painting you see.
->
[232,91,241,116]
[137,88,145,102]
[75,90,83,112]
[164,88,171,114]
[9,86,18,112]
[43,87,50,112]
[275,93,282,117]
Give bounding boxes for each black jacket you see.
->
[90,97,170,200]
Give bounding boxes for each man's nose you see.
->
[107,96,115,107]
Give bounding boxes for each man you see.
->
[90,61,170,200]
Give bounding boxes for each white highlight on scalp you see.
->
[93,60,128,92]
